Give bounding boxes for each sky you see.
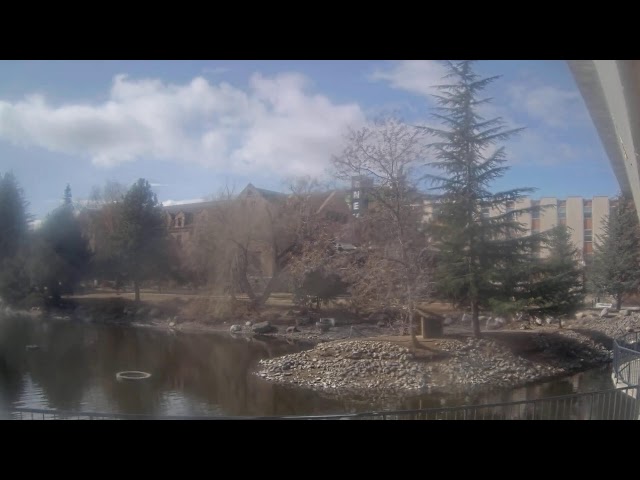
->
[0,60,618,221]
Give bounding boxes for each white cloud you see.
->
[162,198,205,207]
[508,84,586,128]
[0,72,365,177]
[370,61,448,97]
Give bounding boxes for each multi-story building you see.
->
[423,196,617,263]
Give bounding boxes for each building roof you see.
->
[162,200,220,215]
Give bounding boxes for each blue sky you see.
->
[0,60,618,220]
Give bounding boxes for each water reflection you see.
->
[0,315,622,417]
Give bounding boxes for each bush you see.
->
[293,270,348,310]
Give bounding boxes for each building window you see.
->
[531,200,540,219]
[584,206,592,219]
[584,229,592,242]
[558,200,566,219]
[584,242,593,254]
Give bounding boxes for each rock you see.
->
[252,321,277,334]
[286,326,299,333]
[575,312,587,320]
[494,317,506,328]
[169,321,176,327]
[545,316,558,325]
[443,317,454,326]
[534,317,543,326]
[172,316,180,324]
[245,321,253,327]
[486,317,497,330]
[600,308,609,318]
[461,313,471,324]
[230,324,242,333]
[377,320,387,327]
[320,318,336,327]
[520,324,531,330]
[620,310,630,317]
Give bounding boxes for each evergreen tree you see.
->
[114,179,169,302]
[30,185,92,303]
[529,225,584,325]
[0,172,31,305]
[0,172,30,263]
[423,61,539,337]
[589,195,640,310]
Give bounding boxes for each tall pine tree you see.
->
[589,195,640,310]
[423,61,539,337]
[0,172,31,305]
[114,179,170,302]
[0,172,30,263]
[30,185,92,303]
[529,225,584,326]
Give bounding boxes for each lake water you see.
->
[0,314,622,418]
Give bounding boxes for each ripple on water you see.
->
[14,374,49,410]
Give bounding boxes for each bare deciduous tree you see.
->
[329,117,433,334]
[192,177,348,311]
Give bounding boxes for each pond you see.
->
[0,314,621,418]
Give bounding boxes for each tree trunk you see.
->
[616,295,623,311]
[252,273,280,309]
[471,299,481,338]
[134,279,140,302]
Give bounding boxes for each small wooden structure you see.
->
[415,308,444,339]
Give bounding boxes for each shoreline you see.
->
[1,301,632,397]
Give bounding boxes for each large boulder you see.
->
[286,326,299,333]
[494,317,507,328]
[229,324,242,333]
[252,321,277,334]
[534,317,543,326]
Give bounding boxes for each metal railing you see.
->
[613,331,640,386]
[3,384,639,420]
